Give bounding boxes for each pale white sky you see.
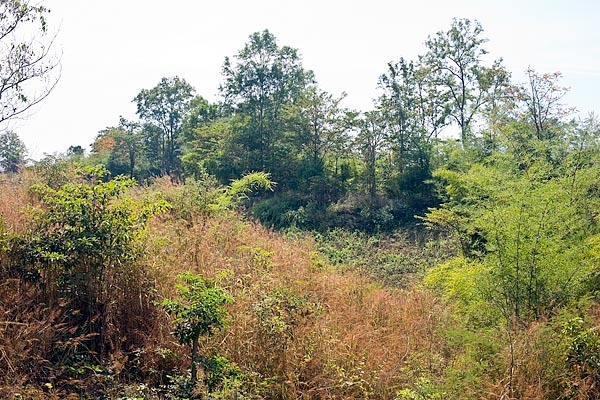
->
[10,0,600,159]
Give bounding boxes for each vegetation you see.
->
[0,130,27,172]
[0,0,60,126]
[1,7,599,399]
[161,272,233,388]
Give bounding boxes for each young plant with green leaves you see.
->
[162,272,233,386]
[208,171,274,213]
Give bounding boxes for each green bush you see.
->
[162,272,233,385]
[13,165,169,356]
[562,317,600,394]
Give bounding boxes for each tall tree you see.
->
[93,118,143,178]
[376,59,448,209]
[286,88,350,169]
[0,0,60,126]
[115,117,142,178]
[424,18,505,145]
[181,95,220,144]
[377,58,441,175]
[478,61,513,154]
[280,86,353,201]
[134,76,194,177]
[355,111,387,198]
[0,130,26,172]
[220,30,313,178]
[523,68,572,140]
[180,96,227,179]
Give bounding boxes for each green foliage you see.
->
[250,194,308,229]
[439,327,503,397]
[425,152,598,322]
[424,258,497,325]
[0,130,27,173]
[162,272,233,344]
[315,228,455,286]
[161,171,273,223]
[208,171,274,213]
[397,377,445,400]
[423,18,508,145]
[180,100,225,180]
[31,154,78,188]
[14,165,169,354]
[162,272,232,385]
[134,77,195,177]
[163,172,221,223]
[92,118,144,179]
[420,93,600,398]
[26,166,164,274]
[562,317,600,387]
[220,30,314,184]
[354,111,386,198]
[200,355,242,392]
[255,288,318,342]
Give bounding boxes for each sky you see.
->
[9,0,600,159]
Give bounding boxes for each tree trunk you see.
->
[191,337,198,385]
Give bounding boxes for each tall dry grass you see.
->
[148,206,453,398]
[2,174,594,399]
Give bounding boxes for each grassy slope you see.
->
[1,173,597,399]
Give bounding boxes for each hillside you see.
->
[1,165,599,399]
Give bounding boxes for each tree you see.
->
[0,0,60,126]
[66,145,84,157]
[182,115,246,182]
[220,30,313,179]
[376,58,454,211]
[112,117,142,178]
[162,272,232,386]
[181,95,220,141]
[523,68,572,140]
[355,111,387,198]
[180,96,221,178]
[378,59,434,175]
[282,86,352,199]
[0,130,26,172]
[424,18,505,145]
[300,88,349,170]
[92,118,143,178]
[478,61,514,154]
[134,76,194,177]
[22,166,169,356]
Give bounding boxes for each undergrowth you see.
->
[0,170,598,399]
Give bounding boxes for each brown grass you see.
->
[0,172,35,235]
[2,174,594,399]
[146,208,452,398]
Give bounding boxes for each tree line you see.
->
[2,18,594,232]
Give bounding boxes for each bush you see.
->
[162,272,233,386]
[13,165,168,357]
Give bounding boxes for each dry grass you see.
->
[2,174,594,399]
[147,209,452,398]
[0,172,35,235]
